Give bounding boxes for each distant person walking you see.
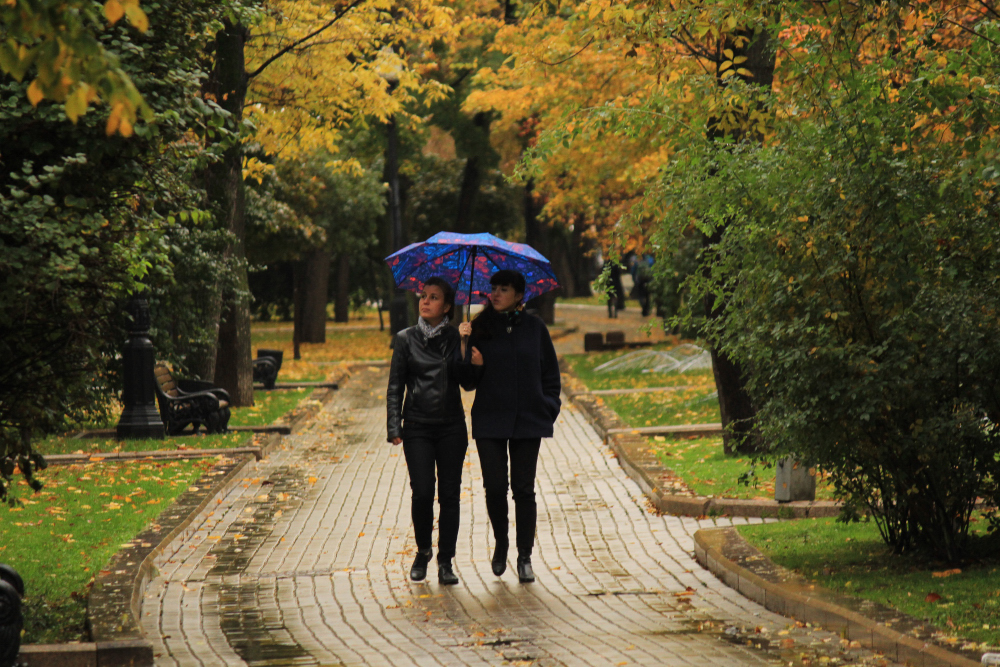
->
[386,277,468,585]
[458,270,561,583]
[605,260,625,318]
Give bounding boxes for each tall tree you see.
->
[200,0,454,403]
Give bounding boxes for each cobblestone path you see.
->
[143,366,897,667]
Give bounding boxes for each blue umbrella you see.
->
[385,232,559,306]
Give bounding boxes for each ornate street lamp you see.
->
[116,293,165,439]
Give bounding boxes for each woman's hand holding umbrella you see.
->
[458,322,483,365]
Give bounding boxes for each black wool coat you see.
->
[463,309,561,440]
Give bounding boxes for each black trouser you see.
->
[475,438,541,558]
[402,421,468,562]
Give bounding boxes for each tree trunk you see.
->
[187,294,221,381]
[569,216,593,297]
[206,19,253,407]
[704,25,777,455]
[455,156,481,233]
[523,179,556,323]
[295,248,330,342]
[334,252,351,323]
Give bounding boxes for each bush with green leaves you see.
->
[659,74,1000,562]
[0,1,241,501]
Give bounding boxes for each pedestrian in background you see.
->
[386,277,468,585]
[458,270,561,583]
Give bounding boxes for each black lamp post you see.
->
[382,60,409,336]
[116,294,165,440]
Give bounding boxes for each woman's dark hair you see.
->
[490,270,526,295]
[470,270,526,338]
[422,276,455,315]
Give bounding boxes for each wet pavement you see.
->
[142,365,900,666]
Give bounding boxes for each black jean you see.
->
[402,421,468,562]
[475,437,541,557]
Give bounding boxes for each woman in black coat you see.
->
[386,277,468,585]
[458,270,561,583]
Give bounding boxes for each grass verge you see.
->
[563,347,711,391]
[1,458,220,643]
[649,436,838,500]
[738,518,1000,648]
[251,325,392,381]
[36,389,311,456]
[605,386,720,427]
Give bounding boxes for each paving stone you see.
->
[143,365,901,667]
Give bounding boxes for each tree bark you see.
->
[569,216,593,297]
[455,155,481,233]
[297,248,330,343]
[455,112,491,232]
[523,179,556,323]
[704,25,777,455]
[187,294,221,381]
[206,19,253,407]
[334,252,351,323]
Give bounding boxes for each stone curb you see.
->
[17,373,349,667]
[558,358,841,519]
[693,527,984,667]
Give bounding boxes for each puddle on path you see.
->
[205,466,321,665]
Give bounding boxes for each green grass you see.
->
[559,294,609,306]
[605,386,720,427]
[738,518,1000,647]
[1,458,219,643]
[567,345,841,501]
[651,436,767,498]
[648,436,838,500]
[563,347,713,391]
[36,389,311,456]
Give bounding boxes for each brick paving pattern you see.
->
[143,366,898,666]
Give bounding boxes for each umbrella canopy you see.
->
[385,232,559,305]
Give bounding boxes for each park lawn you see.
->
[560,294,610,306]
[738,518,1000,648]
[649,436,838,501]
[251,324,392,381]
[36,388,312,456]
[604,386,720,427]
[563,347,713,391]
[1,458,219,643]
[568,345,841,501]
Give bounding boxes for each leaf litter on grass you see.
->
[2,458,219,643]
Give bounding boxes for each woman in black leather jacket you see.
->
[386,277,468,585]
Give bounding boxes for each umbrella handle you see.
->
[467,246,477,323]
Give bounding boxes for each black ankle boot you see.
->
[516,555,535,583]
[438,560,459,585]
[492,539,508,576]
[410,548,432,581]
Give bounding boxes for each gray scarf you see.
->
[417,315,449,339]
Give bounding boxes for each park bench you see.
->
[153,364,232,435]
[252,348,283,390]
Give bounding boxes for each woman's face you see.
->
[419,285,450,324]
[490,283,523,312]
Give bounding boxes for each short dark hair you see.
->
[490,270,525,295]
[422,276,455,314]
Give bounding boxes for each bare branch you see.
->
[248,0,369,80]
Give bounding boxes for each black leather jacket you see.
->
[386,324,466,441]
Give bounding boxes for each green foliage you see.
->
[0,0,239,501]
[0,0,152,129]
[246,147,386,314]
[404,153,521,241]
[661,71,1000,561]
